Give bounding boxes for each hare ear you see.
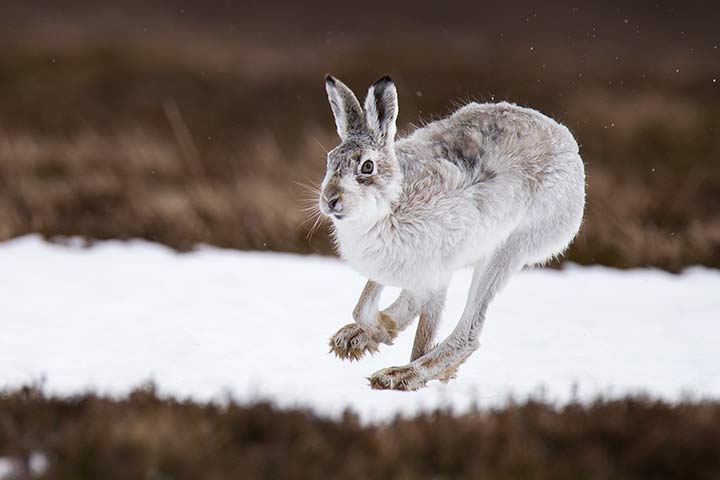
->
[325,75,365,140]
[364,75,398,146]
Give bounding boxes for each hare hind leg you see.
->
[330,282,420,361]
[410,289,447,362]
[369,237,525,390]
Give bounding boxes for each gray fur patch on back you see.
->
[476,165,497,183]
[431,129,485,171]
[483,122,504,142]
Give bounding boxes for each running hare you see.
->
[321,75,585,390]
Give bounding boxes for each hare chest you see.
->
[334,215,496,292]
[337,236,449,292]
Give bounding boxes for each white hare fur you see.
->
[320,75,585,390]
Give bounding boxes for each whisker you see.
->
[295,174,327,240]
[305,213,320,239]
[295,177,322,190]
[312,137,328,154]
[307,213,326,241]
[299,199,323,227]
[300,208,321,217]
[299,196,321,207]
[299,207,321,226]
[299,214,318,228]
[298,189,321,198]
[294,180,321,193]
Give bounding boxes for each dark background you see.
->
[1,0,719,270]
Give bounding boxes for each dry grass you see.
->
[1,384,719,480]
[0,4,718,270]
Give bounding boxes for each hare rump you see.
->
[320,75,585,391]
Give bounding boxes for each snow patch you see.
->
[1,235,719,421]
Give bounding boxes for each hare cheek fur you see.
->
[320,75,585,391]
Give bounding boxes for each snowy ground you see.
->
[1,236,718,421]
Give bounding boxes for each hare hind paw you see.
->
[368,365,427,391]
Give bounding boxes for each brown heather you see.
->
[1,385,720,480]
[0,2,719,271]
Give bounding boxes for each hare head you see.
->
[319,75,402,223]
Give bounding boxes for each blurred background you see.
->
[1,0,718,271]
[2,2,720,479]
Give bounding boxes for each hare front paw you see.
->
[368,365,427,391]
[329,323,379,361]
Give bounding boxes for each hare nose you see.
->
[327,195,341,211]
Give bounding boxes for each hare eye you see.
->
[360,160,374,174]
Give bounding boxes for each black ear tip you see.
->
[373,75,394,88]
[325,74,336,85]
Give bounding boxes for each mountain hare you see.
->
[320,75,585,390]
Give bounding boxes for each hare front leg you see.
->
[370,239,525,390]
[330,281,419,361]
